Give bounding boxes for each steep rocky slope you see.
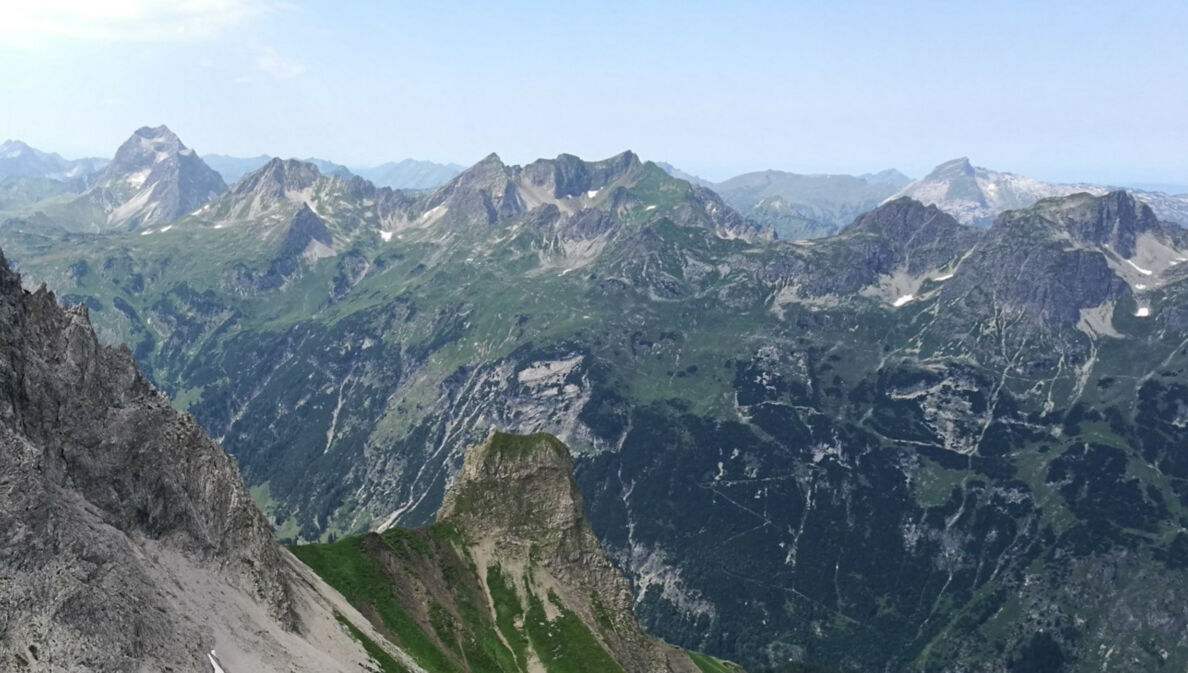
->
[294,432,734,673]
[0,248,419,672]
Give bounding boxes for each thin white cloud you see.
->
[256,47,306,79]
[0,0,272,43]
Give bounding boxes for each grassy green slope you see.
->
[291,522,726,673]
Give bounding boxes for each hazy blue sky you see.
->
[1,1,1185,185]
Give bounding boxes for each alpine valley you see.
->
[4,126,1188,673]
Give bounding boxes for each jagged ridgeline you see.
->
[292,431,743,673]
[5,129,1188,673]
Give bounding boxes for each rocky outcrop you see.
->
[0,249,416,672]
[438,432,704,672]
[936,191,1188,327]
[1027,189,1163,256]
[0,247,286,668]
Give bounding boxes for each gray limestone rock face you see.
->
[0,249,294,671]
[86,125,227,230]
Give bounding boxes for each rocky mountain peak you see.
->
[1003,189,1161,256]
[134,124,178,140]
[82,125,226,229]
[521,150,642,199]
[927,156,975,179]
[939,190,1169,327]
[449,152,511,187]
[437,431,584,536]
[426,431,704,673]
[860,168,913,187]
[1088,189,1160,256]
[883,158,1188,229]
[425,152,522,224]
[0,139,34,158]
[842,196,963,239]
[232,157,323,197]
[104,124,186,173]
[475,151,505,168]
[837,197,981,274]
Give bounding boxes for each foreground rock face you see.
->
[0,249,413,672]
[295,431,727,673]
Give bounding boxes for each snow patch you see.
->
[892,294,914,307]
[933,273,954,282]
[379,230,393,242]
[1136,307,1151,317]
[140,229,154,236]
[208,651,226,673]
[159,225,173,233]
[418,204,448,225]
[644,204,657,211]
[586,189,599,198]
[126,168,151,189]
[1126,259,1153,276]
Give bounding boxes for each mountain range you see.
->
[8,130,1187,240]
[4,125,1188,672]
[664,158,1188,240]
[0,139,106,188]
[891,157,1188,228]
